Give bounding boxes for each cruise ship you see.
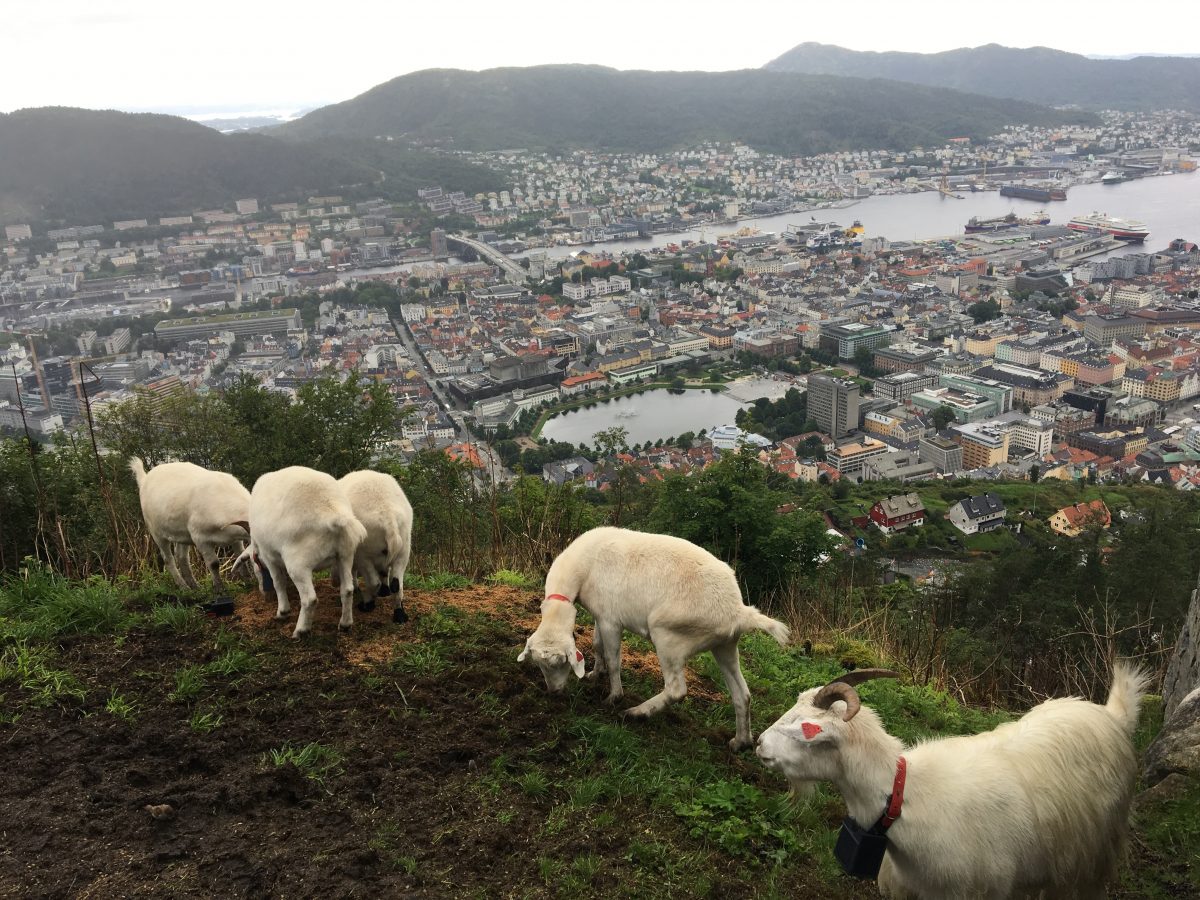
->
[1066,212,1150,242]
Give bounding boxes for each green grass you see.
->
[404,572,471,590]
[0,569,134,641]
[485,569,536,589]
[390,642,450,676]
[148,602,204,634]
[104,690,138,722]
[0,642,87,707]
[515,769,551,799]
[169,664,207,703]
[189,707,224,733]
[205,647,257,678]
[1123,776,1200,897]
[266,741,345,784]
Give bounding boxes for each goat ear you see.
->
[568,645,586,679]
[517,638,532,663]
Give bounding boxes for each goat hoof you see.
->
[357,597,376,613]
[290,630,308,640]
[389,576,401,594]
[392,607,409,625]
[729,737,754,753]
[338,623,352,632]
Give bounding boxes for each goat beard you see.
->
[786,779,820,801]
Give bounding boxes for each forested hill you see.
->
[275,65,1094,155]
[0,108,500,226]
[764,43,1200,111]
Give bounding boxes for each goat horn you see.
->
[813,682,861,721]
[834,668,901,687]
[812,670,899,721]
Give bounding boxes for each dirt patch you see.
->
[0,584,800,898]
[228,581,723,700]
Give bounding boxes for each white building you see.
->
[709,424,772,451]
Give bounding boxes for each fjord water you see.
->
[530,172,1200,260]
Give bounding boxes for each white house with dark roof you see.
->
[947,492,1007,535]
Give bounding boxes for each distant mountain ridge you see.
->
[0,108,499,227]
[764,43,1200,110]
[276,64,1094,155]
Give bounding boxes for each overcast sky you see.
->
[5,0,1197,117]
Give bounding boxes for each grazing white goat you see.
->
[755,664,1150,899]
[239,466,367,637]
[518,526,790,750]
[129,458,251,593]
[337,469,413,624]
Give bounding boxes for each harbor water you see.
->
[522,173,1200,261]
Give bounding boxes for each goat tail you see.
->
[1106,660,1152,736]
[738,605,791,647]
[128,456,147,488]
[337,513,369,562]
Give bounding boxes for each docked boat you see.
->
[1000,184,1068,202]
[964,211,1051,233]
[1066,212,1150,242]
[1101,170,1129,185]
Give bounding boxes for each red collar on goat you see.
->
[545,593,573,603]
[878,756,907,831]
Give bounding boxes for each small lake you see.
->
[539,382,782,446]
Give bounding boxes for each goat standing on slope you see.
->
[239,466,367,637]
[518,526,790,750]
[338,469,413,624]
[129,458,251,594]
[756,665,1149,899]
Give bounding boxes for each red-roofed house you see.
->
[1048,499,1111,536]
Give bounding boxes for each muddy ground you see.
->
[0,585,857,899]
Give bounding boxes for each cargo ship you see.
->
[1066,212,1150,242]
[964,211,1051,233]
[999,184,1068,202]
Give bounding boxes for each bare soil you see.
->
[0,584,843,898]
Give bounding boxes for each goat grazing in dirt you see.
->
[129,457,251,594]
[236,466,367,637]
[755,664,1149,899]
[338,469,413,624]
[518,526,790,750]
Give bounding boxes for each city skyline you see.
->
[5,0,1199,116]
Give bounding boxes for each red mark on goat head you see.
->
[801,722,823,740]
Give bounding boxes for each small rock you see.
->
[1135,773,1195,811]
[1144,687,1200,787]
[144,803,176,821]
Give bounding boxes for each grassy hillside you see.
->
[0,568,1193,897]
[764,43,1200,111]
[0,108,500,227]
[276,65,1095,155]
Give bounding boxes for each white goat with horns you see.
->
[756,664,1149,900]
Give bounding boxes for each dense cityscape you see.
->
[4,109,1200,505]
